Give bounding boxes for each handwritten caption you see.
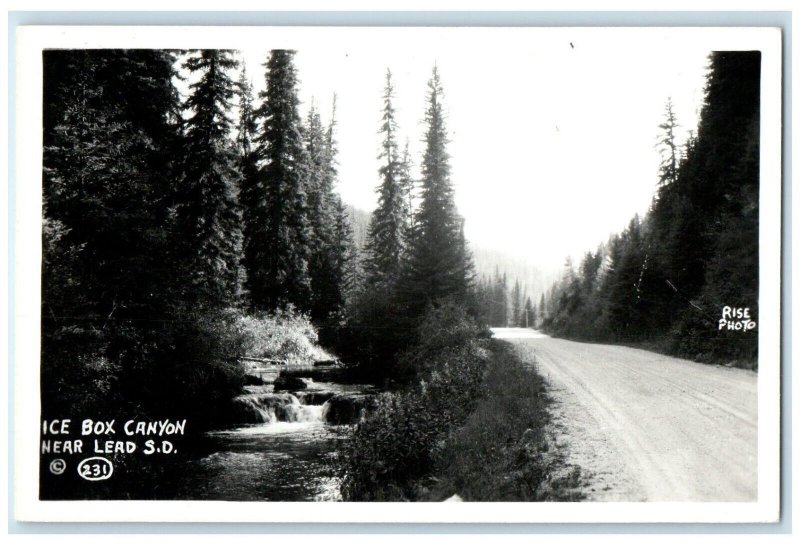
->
[41,418,186,481]
[718,306,756,332]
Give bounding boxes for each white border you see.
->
[13,25,783,523]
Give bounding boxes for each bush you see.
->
[396,300,491,381]
[433,342,570,501]
[339,303,490,501]
[222,306,332,366]
[41,324,120,417]
[122,306,337,426]
[333,289,417,383]
[40,303,337,433]
[106,307,247,428]
[339,305,577,502]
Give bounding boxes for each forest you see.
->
[42,48,479,418]
[43,47,560,501]
[540,51,760,368]
[40,48,761,501]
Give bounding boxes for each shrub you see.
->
[41,324,120,417]
[221,306,332,366]
[397,299,490,380]
[41,303,336,433]
[339,303,490,501]
[106,307,247,428]
[339,308,574,501]
[433,342,558,501]
[333,289,417,383]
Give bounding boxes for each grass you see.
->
[339,308,585,502]
[428,340,584,501]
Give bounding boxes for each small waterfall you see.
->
[295,391,335,405]
[283,399,326,423]
[232,393,329,425]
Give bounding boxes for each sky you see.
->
[228,37,709,274]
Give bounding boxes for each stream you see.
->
[171,371,374,502]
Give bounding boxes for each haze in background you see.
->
[232,40,708,274]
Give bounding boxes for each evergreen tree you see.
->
[327,100,359,311]
[676,51,760,360]
[603,217,646,339]
[525,296,535,328]
[399,67,474,314]
[484,269,499,326]
[235,63,258,300]
[44,50,181,325]
[510,279,523,327]
[364,69,407,289]
[236,65,257,161]
[473,275,494,326]
[305,104,334,319]
[176,49,243,308]
[399,139,417,244]
[542,51,761,364]
[492,270,509,327]
[657,98,680,187]
[539,293,547,324]
[331,198,359,312]
[42,49,188,417]
[637,100,685,337]
[307,98,355,321]
[247,50,313,311]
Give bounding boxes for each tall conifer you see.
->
[364,69,407,288]
[247,50,313,311]
[176,49,243,307]
[400,66,474,313]
[306,99,354,321]
[657,98,680,187]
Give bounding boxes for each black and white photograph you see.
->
[12,25,782,523]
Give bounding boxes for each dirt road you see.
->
[493,328,757,501]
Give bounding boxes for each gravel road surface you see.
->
[493,328,757,501]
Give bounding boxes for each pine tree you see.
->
[636,99,684,337]
[492,270,509,327]
[399,67,474,314]
[246,50,313,312]
[176,49,243,308]
[330,199,359,317]
[543,52,760,362]
[539,293,546,324]
[474,275,494,326]
[364,69,407,289]
[679,51,761,360]
[42,49,183,416]
[657,98,680,187]
[510,279,523,327]
[399,139,417,245]
[235,63,258,300]
[327,100,359,309]
[305,104,333,318]
[239,62,268,312]
[236,64,257,161]
[525,296,535,328]
[44,50,181,323]
[306,98,355,321]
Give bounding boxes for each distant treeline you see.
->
[541,51,760,367]
[474,270,539,328]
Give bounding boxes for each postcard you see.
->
[13,25,783,523]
